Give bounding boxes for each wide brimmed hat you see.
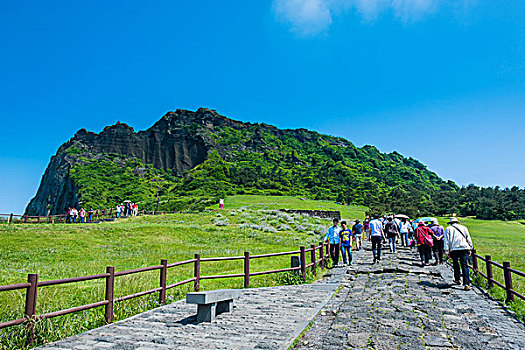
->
[448,217,459,224]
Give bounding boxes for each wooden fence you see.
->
[0,208,118,224]
[0,242,329,347]
[470,249,525,303]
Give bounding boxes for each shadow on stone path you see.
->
[294,242,525,350]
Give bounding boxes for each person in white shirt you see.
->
[369,214,387,263]
[444,217,474,290]
[399,218,411,247]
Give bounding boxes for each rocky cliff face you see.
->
[25,108,228,215]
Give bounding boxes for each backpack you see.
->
[417,226,434,247]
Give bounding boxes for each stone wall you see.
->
[279,209,341,220]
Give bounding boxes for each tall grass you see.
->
[0,205,342,349]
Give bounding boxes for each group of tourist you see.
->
[325,214,474,290]
[66,202,139,223]
[323,218,363,266]
[116,202,139,218]
[66,207,95,223]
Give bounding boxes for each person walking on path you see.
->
[369,215,386,263]
[430,219,445,264]
[415,221,434,266]
[444,217,474,290]
[340,221,353,265]
[399,218,411,247]
[219,198,224,210]
[363,217,370,240]
[79,208,86,223]
[324,218,341,267]
[384,217,399,253]
[352,219,363,251]
[116,204,122,218]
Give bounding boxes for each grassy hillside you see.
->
[217,195,367,219]
[1,199,360,349]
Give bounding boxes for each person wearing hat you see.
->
[444,217,474,290]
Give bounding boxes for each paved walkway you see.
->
[39,242,525,350]
[295,243,525,350]
[38,267,347,350]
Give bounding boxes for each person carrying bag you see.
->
[444,217,474,290]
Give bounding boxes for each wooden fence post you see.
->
[105,266,115,323]
[194,254,200,292]
[24,215,28,223]
[472,249,478,273]
[24,273,38,347]
[319,241,324,269]
[37,216,40,224]
[244,252,250,288]
[300,246,306,281]
[503,262,514,303]
[9,213,13,224]
[159,259,167,304]
[485,255,494,289]
[310,244,316,276]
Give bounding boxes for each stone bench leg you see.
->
[197,303,216,322]
[216,299,233,314]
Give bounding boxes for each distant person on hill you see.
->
[415,222,434,266]
[399,218,411,247]
[79,208,86,223]
[352,219,363,251]
[430,219,445,265]
[340,221,353,265]
[133,203,138,216]
[219,198,224,210]
[324,218,341,267]
[71,207,78,223]
[369,214,386,263]
[88,207,94,223]
[444,218,474,290]
[384,216,399,253]
[66,207,72,223]
[116,204,122,218]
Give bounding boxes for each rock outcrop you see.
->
[25,108,227,215]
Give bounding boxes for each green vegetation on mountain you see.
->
[30,109,525,219]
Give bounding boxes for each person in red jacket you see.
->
[415,221,434,266]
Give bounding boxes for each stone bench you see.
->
[186,289,241,322]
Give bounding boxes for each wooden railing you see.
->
[0,208,117,224]
[0,242,329,347]
[470,249,525,303]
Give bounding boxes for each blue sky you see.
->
[1,0,524,214]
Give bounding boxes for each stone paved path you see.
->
[38,242,525,350]
[295,242,525,350]
[38,267,347,350]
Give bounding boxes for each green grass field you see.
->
[1,195,524,348]
[214,194,368,220]
[0,196,353,349]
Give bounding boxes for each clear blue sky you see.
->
[1,1,524,214]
